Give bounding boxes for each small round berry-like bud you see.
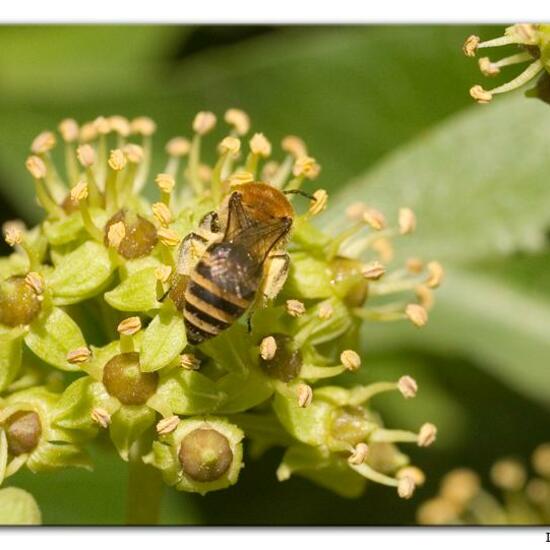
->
[178,428,233,482]
[363,207,386,231]
[152,202,172,227]
[93,116,111,135]
[58,119,79,143]
[478,57,500,77]
[470,85,493,104]
[490,459,527,491]
[440,468,480,505]
[296,383,313,408]
[165,137,191,157]
[180,353,201,370]
[156,415,180,435]
[131,116,157,136]
[102,352,158,406]
[340,349,361,372]
[362,260,385,280]
[107,221,126,249]
[317,302,334,320]
[91,407,111,429]
[532,443,550,478]
[67,347,92,364]
[108,149,127,171]
[25,155,47,179]
[406,304,428,327]
[417,497,459,525]
[463,34,480,57]
[31,131,56,154]
[104,210,158,259]
[259,336,277,361]
[76,144,96,167]
[526,478,550,504]
[0,275,42,327]
[219,136,241,156]
[399,207,416,235]
[192,111,217,135]
[3,221,23,247]
[282,135,307,158]
[285,299,305,318]
[155,173,175,194]
[397,466,426,487]
[24,272,45,296]
[4,410,42,456]
[426,261,444,288]
[79,122,98,143]
[397,476,416,499]
[259,333,302,382]
[109,115,131,137]
[249,133,272,157]
[397,375,417,399]
[70,180,88,203]
[117,316,142,336]
[157,227,180,247]
[309,189,328,216]
[122,143,144,164]
[348,442,369,465]
[293,156,320,179]
[224,108,250,135]
[417,422,437,447]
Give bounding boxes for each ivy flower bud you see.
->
[417,497,459,525]
[193,111,217,135]
[4,410,42,456]
[440,468,480,505]
[286,299,306,317]
[165,137,191,157]
[296,383,313,408]
[406,304,428,327]
[25,156,47,179]
[58,119,79,143]
[31,131,56,154]
[532,443,550,478]
[417,423,437,447]
[340,349,361,372]
[398,207,416,235]
[76,144,96,167]
[397,375,417,399]
[0,276,42,327]
[224,108,250,136]
[249,133,272,157]
[490,459,527,491]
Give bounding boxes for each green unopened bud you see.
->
[104,209,158,259]
[259,333,302,382]
[0,276,42,327]
[102,352,158,406]
[4,410,42,456]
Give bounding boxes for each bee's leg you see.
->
[260,253,291,307]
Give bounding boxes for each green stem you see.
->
[126,432,164,525]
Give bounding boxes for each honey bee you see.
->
[169,182,296,345]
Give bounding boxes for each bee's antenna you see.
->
[283,189,317,201]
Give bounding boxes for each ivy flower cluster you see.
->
[463,23,550,104]
[0,110,442,503]
[417,442,550,524]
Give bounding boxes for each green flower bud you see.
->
[102,352,159,406]
[104,209,158,259]
[0,276,42,327]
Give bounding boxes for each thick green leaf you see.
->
[0,487,41,525]
[328,95,550,263]
[24,306,85,371]
[104,267,160,312]
[0,327,24,391]
[365,265,550,408]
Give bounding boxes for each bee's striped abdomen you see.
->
[183,242,260,345]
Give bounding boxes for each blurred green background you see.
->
[1,24,550,525]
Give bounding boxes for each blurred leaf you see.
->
[328,95,550,263]
[0,487,41,525]
[0,26,185,101]
[365,265,550,408]
[0,25,495,221]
